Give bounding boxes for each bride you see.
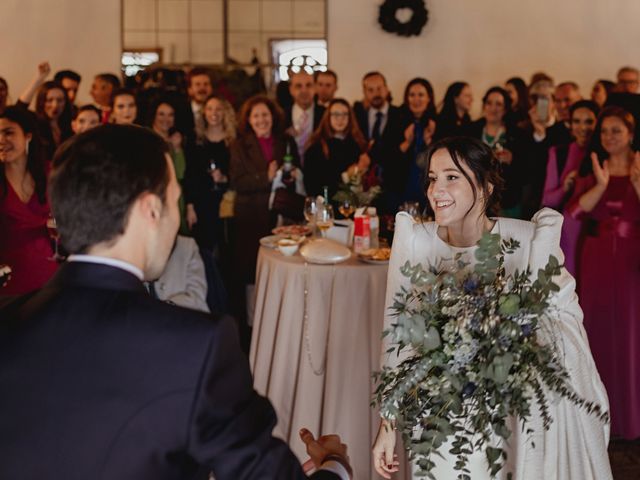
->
[372,137,612,479]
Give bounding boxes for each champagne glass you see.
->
[338,198,355,219]
[304,196,318,225]
[315,204,334,238]
[46,215,65,262]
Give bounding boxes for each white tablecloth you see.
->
[250,246,390,479]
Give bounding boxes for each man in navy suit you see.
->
[0,125,351,480]
[352,71,404,213]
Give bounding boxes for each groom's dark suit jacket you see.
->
[0,261,338,480]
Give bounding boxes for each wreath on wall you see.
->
[378,0,429,37]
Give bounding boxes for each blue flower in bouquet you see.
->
[521,323,533,337]
[463,276,479,293]
[462,381,477,398]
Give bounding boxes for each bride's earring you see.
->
[25,140,30,155]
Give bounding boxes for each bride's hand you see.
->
[372,419,399,478]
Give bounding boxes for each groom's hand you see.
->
[299,428,352,478]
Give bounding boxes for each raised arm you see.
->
[18,61,51,107]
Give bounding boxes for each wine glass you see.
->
[46,215,65,262]
[338,198,355,219]
[315,203,334,238]
[304,196,318,225]
[208,159,220,191]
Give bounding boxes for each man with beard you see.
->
[353,71,404,212]
[186,67,213,134]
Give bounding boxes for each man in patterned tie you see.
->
[285,70,325,164]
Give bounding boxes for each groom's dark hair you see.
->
[49,124,170,254]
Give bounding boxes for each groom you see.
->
[0,125,350,479]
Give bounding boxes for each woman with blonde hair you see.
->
[184,95,236,252]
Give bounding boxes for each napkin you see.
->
[325,219,354,247]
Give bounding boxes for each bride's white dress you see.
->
[383,209,612,479]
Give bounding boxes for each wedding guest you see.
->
[314,70,338,107]
[390,77,437,210]
[0,106,57,295]
[353,71,404,211]
[303,98,369,198]
[526,79,573,218]
[148,99,188,232]
[554,82,582,128]
[229,96,298,346]
[33,81,73,160]
[285,70,325,161]
[567,106,640,440]
[435,81,472,141]
[591,79,615,108]
[53,69,81,106]
[615,66,639,94]
[110,88,138,125]
[185,67,213,142]
[541,100,599,276]
[71,105,101,134]
[505,77,530,128]
[90,73,120,123]
[464,86,528,218]
[185,95,235,252]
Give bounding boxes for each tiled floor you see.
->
[609,438,640,479]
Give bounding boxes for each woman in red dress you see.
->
[0,106,57,295]
[568,106,640,439]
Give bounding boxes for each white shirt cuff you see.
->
[319,459,350,480]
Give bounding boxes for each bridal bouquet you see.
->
[373,233,608,479]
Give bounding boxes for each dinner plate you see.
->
[259,235,282,249]
[272,225,313,237]
[357,255,389,265]
[300,239,351,264]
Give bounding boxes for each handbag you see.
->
[272,187,305,221]
[219,190,236,219]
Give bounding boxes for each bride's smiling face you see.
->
[427,148,487,228]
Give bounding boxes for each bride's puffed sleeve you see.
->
[528,208,612,479]
[381,212,417,370]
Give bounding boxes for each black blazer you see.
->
[0,262,339,480]
[353,102,405,195]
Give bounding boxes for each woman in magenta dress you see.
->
[567,106,640,439]
[0,106,57,295]
[541,100,598,276]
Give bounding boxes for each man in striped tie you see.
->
[285,70,325,165]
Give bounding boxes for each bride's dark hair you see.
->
[423,136,504,218]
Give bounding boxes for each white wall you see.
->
[0,0,121,106]
[328,0,640,114]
